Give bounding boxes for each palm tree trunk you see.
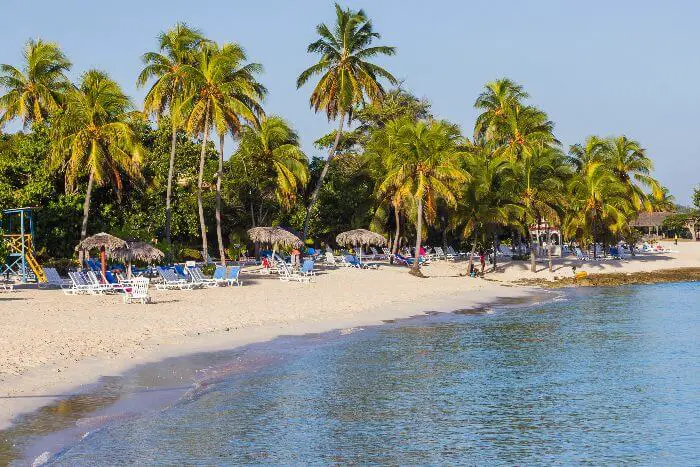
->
[467,231,478,276]
[197,103,210,262]
[411,198,423,274]
[302,113,345,240]
[164,119,178,254]
[79,170,95,264]
[391,203,400,264]
[215,134,226,266]
[492,230,498,271]
[530,244,537,273]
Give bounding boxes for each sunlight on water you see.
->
[4,282,699,465]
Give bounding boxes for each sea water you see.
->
[5,282,699,465]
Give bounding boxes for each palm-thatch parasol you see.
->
[75,233,127,281]
[247,226,303,256]
[112,241,164,278]
[336,229,387,263]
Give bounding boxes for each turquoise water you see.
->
[12,283,700,464]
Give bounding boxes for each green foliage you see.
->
[693,186,700,210]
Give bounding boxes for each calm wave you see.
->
[11,282,700,465]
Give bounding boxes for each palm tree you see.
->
[452,143,521,275]
[297,3,396,239]
[564,161,628,259]
[604,136,661,211]
[0,39,71,129]
[137,23,207,249]
[473,78,528,142]
[235,116,309,216]
[50,70,144,244]
[184,42,264,264]
[507,143,569,271]
[378,119,469,275]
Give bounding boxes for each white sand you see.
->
[0,239,698,429]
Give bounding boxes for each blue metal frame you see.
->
[2,207,35,282]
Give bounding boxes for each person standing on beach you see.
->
[479,250,486,275]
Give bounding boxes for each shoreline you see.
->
[1,241,698,431]
[0,268,541,430]
[6,289,557,465]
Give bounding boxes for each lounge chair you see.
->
[156,267,195,290]
[40,267,71,290]
[300,259,316,276]
[324,252,339,267]
[370,247,387,260]
[278,262,311,283]
[433,246,455,261]
[122,277,151,304]
[188,267,218,288]
[497,245,514,257]
[342,254,362,268]
[226,266,242,286]
[446,245,464,259]
[574,247,589,260]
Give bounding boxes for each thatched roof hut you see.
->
[336,229,387,247]
[112,241,164,263]
[247,226,304,248]
[629,212,673,228]
[75,233,127,252]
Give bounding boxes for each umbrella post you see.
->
[100,246,107,283]
[127,260,132,279]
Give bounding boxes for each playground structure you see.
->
[1,207,46,283]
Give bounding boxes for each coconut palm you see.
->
[0,39,72,129]
[50,70,144,244]
[137,23,207,248]
[604,136,661,211]
[567,135,609,170]
[507,143,569,271]
[235,116,309,213]
[378,119,469,274]
[297,3,397,239]
[473,78,528,142]
[183,42,265,264]
[451,142,521,275]
[564,161,628,259]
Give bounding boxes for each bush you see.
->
[201,264,216,276]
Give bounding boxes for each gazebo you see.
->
[630,212,673,237]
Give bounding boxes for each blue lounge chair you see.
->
[300,260,316,276]
[226,266,242,286]
[156,267,195,290]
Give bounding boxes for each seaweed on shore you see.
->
[517,268,700,289]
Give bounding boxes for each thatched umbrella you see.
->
[112,241,164,278]
[247,226,303,257]
[336,229,387,263]
[75,233,127,281]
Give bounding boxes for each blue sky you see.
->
[3,0,699,204]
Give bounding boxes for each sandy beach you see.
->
[1,240,698,429]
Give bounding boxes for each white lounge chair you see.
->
[434,246,455,261]
[498,245,514,257]
[188,267,218,288]
[40,267,71,290]
[122,277,151,304]
[446,245,465,259]
[156,267,196,290]
[574,247,589,260]
[278,262,311,283]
